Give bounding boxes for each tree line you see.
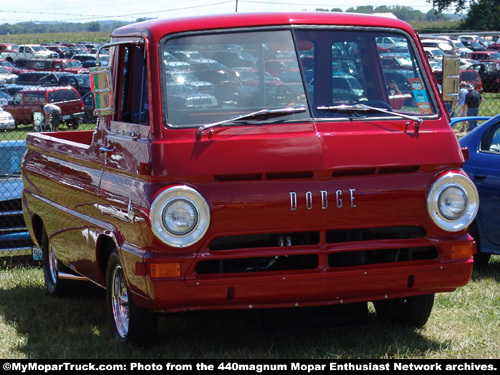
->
[0,20,129,36]
[0,1,498,36]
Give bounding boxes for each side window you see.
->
[13,93,23,105]
[26,92,45,104]
[376,34,433,114]
[482,123,500,153]
[64,89,78,101]
[48,91,60,102]
[116,44,149,125]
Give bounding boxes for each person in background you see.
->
[388,79,401,95]
[465,84,482,131]
[456,81,469,132]
[457,81,468,117]
[42,101,62,132]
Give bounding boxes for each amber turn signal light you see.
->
[150,263,181,278]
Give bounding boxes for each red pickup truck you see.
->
[21,12,478,346]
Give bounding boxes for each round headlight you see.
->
[427,172,479,232]
[438,186,467,220]
[150,186,210,248]
[162,199,198,235]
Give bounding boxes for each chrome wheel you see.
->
[111,264,129,339]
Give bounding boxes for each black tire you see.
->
[41,230,71,296]
[106,251,158,346]
[373,294,435,328]
[469,222,491,268]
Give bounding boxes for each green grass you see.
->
[2,122,96,142]
[479,93,500,117]
[0,258,498,359]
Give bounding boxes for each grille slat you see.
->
[196,226,435,275]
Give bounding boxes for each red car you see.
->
[24,58,89,74]
[3,86,84,128]
[470,50,500,63]
[433,69,483,92]
[21,12,478,346]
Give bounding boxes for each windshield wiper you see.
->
[317,104,423,126]
[197,106,307,138]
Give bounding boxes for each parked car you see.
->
[375,37,408,52]
[81,92,96,123]
[421,39,454,54]
[0,43,18,54]
[164,71,215,95]
[2,86,84,128]
[0,107,15,130]
[14,71,52,85]
[423,47,446,60]
[450,39,473,57]
[0,66,17,84]
[71,54,98,68]
[24,58,88,74]
[0,58,26,75]
[453,114,500,266]
[487,43,500,51]
[470,50,500,63]
[469,62,500,92]
[169,51,215,64]
[39,72,90,96]
[212,50,258,68]
[0,140,36,258]
[0,91,13,106]
[2,44,58,62]
[433,69,483,92]
[163,52,190,71]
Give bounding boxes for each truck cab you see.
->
[21,13,478,346]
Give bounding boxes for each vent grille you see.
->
[214,166,419,182]
[196,226,434,275]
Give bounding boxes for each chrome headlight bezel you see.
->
[427,172,479,232]
[150,186,210,248]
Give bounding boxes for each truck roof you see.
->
[111,12,416,42]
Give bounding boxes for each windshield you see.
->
[161,28,437,127]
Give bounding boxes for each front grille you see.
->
[187,97,214,107]
[0,198,33,255]
[196,226,435,275]
[0,199,26,230]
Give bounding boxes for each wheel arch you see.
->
[96,234,118,286]
[30,214,45,247]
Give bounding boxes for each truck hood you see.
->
[154,120,464,177]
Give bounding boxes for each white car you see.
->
[424,47,446,60]
[0,108,15,130]
[0,66,17,84]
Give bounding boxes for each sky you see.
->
[0,0,441,24]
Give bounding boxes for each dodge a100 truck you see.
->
[21,12,479,345]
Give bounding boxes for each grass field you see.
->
[0,258,498,359]
[0,31,110,44]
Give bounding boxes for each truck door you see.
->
[98,42,151,251]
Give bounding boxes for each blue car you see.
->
[0,140,36,258]
[454,115,500,266]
